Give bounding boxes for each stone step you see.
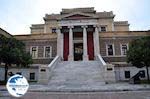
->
[48,61,105,89]
[58,61,100,66]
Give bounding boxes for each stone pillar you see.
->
[112,22,114,31]
[60,33,64,59]
[94,25,100,57]
[68,26,74,61]
[82,25,88,61]
[56,27,63,59]
[44,24,47,33]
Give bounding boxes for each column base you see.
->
[68,55,74,61]
[83,55,89,61]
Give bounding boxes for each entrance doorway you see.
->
[74,43,83,61]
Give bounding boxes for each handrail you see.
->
[97,54,116,83]
[48,55,60,70]
[97,54,106,66]
[38,55,61,84]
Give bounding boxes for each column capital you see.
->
[68,25,74,29]
[93,25,99,28]
[81,25,88,28]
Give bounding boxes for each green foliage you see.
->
[0,34,32,67]
[127,36,150,80]
[21,52,33,67]
[0,34,33,81]
[127,36,150,67]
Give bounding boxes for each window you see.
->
[101,26,106,32]
[139,70,145,78]
[30,46,38,58]
[30,73,35,80]
[52,28,56,33]
[125,71,130,78]
[121,44,128,55]
[44,46,52,58]
[106,44,114,56]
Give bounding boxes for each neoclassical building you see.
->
[4,7,150,83]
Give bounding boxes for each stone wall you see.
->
[103,56,126,62]
[114,21,129,31]
[0,67,5,81]
[31,24,44,34]
[99,31,150,63]
[98,18,114,31]
[23,39,57,64]
[8,67,39,81]
[15,34,57,64]
[114,65,150,81]
[99,37,134,56]
[0,67,39,81]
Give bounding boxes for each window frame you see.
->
[99,26,107,32]
[120,43,128,56]
[30,46,38,59]
[124,71,130,79]
[43,46,52,58]
[29,72,35,80]
[106,43,115,56]
[52,28,56,33]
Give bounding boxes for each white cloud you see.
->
[0,0,149,35]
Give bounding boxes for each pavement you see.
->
[1,83,150,99]
[1,82,150,92]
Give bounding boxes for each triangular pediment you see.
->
[65,14,90,19]
[61,12,95,19]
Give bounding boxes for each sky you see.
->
[0,0,150,35]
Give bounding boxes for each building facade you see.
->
[0,28,39,82]
[12,7,150,82]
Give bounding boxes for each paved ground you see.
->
[1,61,150,98]
[27,83,150,92]
[1,91,150,99]
[1,83,150,99]
[1,82,150,92]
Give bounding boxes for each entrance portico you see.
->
[57,24,99,61]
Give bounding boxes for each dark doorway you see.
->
[74,43,83,61]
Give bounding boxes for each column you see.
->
[60,33,64,59]
[56,27,63,59]
[112,22,114,31]
[68,26,74,61]
[94,25,100,57]
[82,25,88,61]
[44,24,47,33]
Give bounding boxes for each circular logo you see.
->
[6,74,29,97]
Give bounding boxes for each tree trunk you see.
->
[146,66,150,81]
[4,63,8,82]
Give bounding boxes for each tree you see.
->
[0,34,32,82]
[127,36,150,81]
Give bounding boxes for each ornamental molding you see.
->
[58,19,98,26]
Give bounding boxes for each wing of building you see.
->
[11,7,150,83]
[0,27,12,38]
[0,28,39,82]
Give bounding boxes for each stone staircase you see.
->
[48,61,105,91]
